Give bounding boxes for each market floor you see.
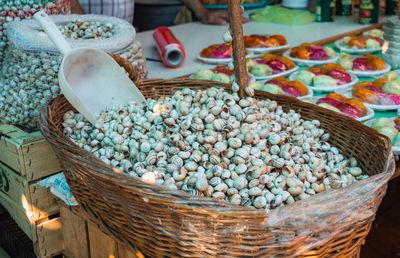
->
[0,246,10,258]
[361,177,400,258]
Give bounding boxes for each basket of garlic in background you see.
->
[0,14,147,129]
[0,0,71,64]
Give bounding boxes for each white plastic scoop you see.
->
[33,11,145,125]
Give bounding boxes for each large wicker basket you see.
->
[39,51,394,256]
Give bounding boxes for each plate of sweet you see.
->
[249,76,313,100]
[311,93,374,122]
[284,43,339,66]
[191,65,256,84]
[244,34,290,54]
[365,117,400,154]
[289,63,358,93]
[198,43,253,64]
[338,53,391,77]
[335,29,384,54]
[246,54,298,80]
[350,77,400,111]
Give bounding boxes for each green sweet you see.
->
[313,75,337,88]
[365,39,380,49]
[246,59,258,71]
[382,81,400,95]
[193,69,214,80]
[322,46,336,59]
[339,54,353,70]
[377,126,398,141]
[371,117,395,129]
[261,84,284,95]
[296,70,315,85]
[249,82,264,91]
[369,29,384,39]
[393,134,400,146]
[318,103,341,113]
[211,73,230,83]
[250,64,272,77]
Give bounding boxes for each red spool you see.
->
[153,26,186,68]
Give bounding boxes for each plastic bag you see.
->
[0,14,147,129]
[38,172,78,206]
[250,6,315,26]
[0,0,71,64]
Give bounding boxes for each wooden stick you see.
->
[227,0,248,99]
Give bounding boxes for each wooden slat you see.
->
[61,205,90,258]
[0,162,59,221]
[311,23,384,46]
[88,223,119,258]
[0,124,62,181]
[34,217,63,258]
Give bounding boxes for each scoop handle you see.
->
[33,11,71,56]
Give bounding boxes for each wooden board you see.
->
[0,124,62,181]
[0,161,59,221]
[34,217,63,258]
[61,204,140,258]
[61,205,90,258]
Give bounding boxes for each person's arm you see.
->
[70,0,85,14]
[181,0,250,25]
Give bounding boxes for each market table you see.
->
[136,14,389,79]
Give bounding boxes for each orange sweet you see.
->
[286,80,308,95]
[273,76,290,84]
[289,48,310,60]
[345,98,368,116]
[348,38,366,49]
[264,38,280,47]
[394,116,400,125]
[353,81,373,91]
[261,53,276,61]
[307,66,322,74]
[277,56,295,69]
[352,88,378,104]
[326,93,348,102]
[270,34,287,45]
[372,78,388,89]
[368,56,386,70]
[321,63,346,73]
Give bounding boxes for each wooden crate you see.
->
[0,161,62,257]
[61,204,143,258]
[0,124,62,181]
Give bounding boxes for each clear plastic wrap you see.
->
[0,0,71,63]
[0,14,147,129]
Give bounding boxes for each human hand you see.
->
[197,10,250,25]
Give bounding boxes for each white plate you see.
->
[347,64,391,78]
[363,102,400,111]
[283,51,340,66]
[253,66,298,81]
[312,96,375,122]
[197,53,254,65]
[289,71,358,93]
[364,117,400,154]
[334,39,382,54]
[246,44,290,55]
[297,87,313,101]
[189,73,256,84]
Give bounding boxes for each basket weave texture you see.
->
[39,54,394,257]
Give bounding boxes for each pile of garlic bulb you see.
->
[62,87,368,211]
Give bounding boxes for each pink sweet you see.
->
[316,97,342,107]
[327,69,352,85]
[309,48,329,60]
[266,79,284,87]
[256,59,268,65]
[209,50,228,59]
[364,85,383,94]
[377,93,400,105]
[372,37,384,46]
[336,102,361,118]
[281,85,302,97]
[313,72,325,76]
[395,124,400,132]
[267,59,288,74]
[353,58,373,71]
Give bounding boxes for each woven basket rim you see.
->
[39,76,394,215]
